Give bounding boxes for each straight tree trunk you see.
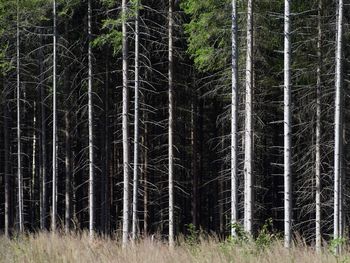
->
[334,0,343,253]
[4,81,10,237]
[52,0,58,232]
[39,34,47,230]
[64,108,71,233]
[231,0,238,238]
[31,103,37,228]
[132,0,140,241]
[191,88,198,229]
[101,54,110,234]
[122,0,130,248]
[315,0,322,253]
[284,0,292,249]
[143,107,148,235]
[168,0,175,249]
[87,0,95,239]
[244,0,253,236]
[16,0,24,233]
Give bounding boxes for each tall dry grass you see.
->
[0,232,347,263]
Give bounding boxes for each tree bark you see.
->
[87,0,95,239]
[52,0,58,232]
[284,0,292,249]
[122,0,130,248]
[244,0,253,236]
[334,0,343,254]
[231,0,238,238]
[39,33,47,230]
[132,0,140,241]
[16,0,24,233]
[4,81,10,237]
[315,0,322,253]
[168,0,175,249]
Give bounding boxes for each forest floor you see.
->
[0,232,348,263]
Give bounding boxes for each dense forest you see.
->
[0,0,348,253]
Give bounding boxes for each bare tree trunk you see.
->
[231,0,238,238]
[4,81,10,237]
[102,54,110,234]
[315,0,322,253]
[168,0,175,249]
[52,0,57,232]
[16,0,24,233]
[31,103,37,228]
[143,107,148,235]
[87,0,95,240]
[122,0,130,248]
[39,34,47,230]
[284,0,292,249]
[64,109,71,233]
[191,88,198,229]
[132,0,140,241]
[244,0,253,236]
[334,0,343,253]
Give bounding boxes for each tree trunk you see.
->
[4,81,10,237]
[244,0,253,236]
[87,0,95,239]
[132,0,140,241]
[122,0,130,248]
[16,0,24,233]
[334,0,343,253]
[39,33,47,230]
[101,53,110,234]
[168,0,175,249]
[315,0,322,253]
[284,0,292,249]
[231,0,238,238]
[191,84,198,229]
[143,107,148,235]
[52,0,57,232]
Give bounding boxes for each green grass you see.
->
[0,232,349,263]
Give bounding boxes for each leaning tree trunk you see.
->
[231,0,238,238]
[122,0,130,248]
[244,0,253,236]
[16,0,24,233]
[284,0,292,249]
[168,0,175,249]
[334,0,343,253]
[315,0,322,253]
[132,0,140,241]
[87,0,95,239]
[52,0,58,232]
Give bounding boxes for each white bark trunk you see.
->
[284,0,292,249]
[244,0,253,236]
[132,0,140,242]
[334,0,343,251]
[16,0,24,233]
[88,0,94,239]
[315,0,322,253]
[168,0,175,249]
[122,0,130,248]
[231,0,238,238]
[52,0,57,232]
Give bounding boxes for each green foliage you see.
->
[329,237,347,257]
[93,1,140,55]
[185,223,200,246]
[181,0,231,72]
[255,218,278,251]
